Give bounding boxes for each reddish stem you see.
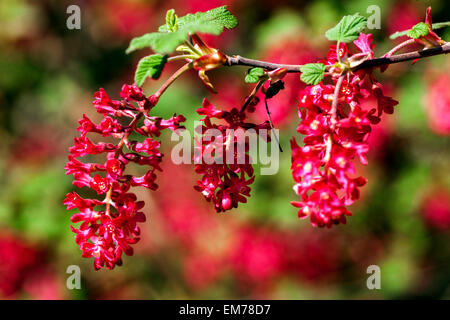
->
[383,39,416,57]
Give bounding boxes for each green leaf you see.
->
[175,44,196,55]
[325,13,367,43]
[127,6,238,55]
[407,22,429,39]
[126,32,186,54]
[245,67,265,83]
[166,9,178,32]
[134,54,168,87]
[300,63,326,85]
[390,22,450,39]
[159,5,238,35]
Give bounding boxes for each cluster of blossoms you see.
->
[291,33,399,228]
[62,5,449,270]
[64,84,185,269]
[193,98,270,212]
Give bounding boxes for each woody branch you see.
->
[224,42,450,72]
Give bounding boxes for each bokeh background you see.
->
[0,0,450,299]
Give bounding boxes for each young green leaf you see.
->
[127,6,238,55]
[175,44,197,55]
[245,67,265,83]
[166,9,178,32]
[300,63,326,85]
[159,6,238,35]
[134,54,168,87]
[325,13,367,43]
[407,22,429,39]
[126,32,186,54]
[390,22,450,39]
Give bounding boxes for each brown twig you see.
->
[226,55,304,72]
[225,42,450,72]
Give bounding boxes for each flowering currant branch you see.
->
[65,5,450,269]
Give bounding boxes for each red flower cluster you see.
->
[193,99,270,212]
[64,84,185,270]
[291,33,398,228]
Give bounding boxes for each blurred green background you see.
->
[0,0,449,299]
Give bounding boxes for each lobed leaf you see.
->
[159,6,238,34]
[128,6,238,55]
[126,32,186,54]
[300,63,326,85]
[407,22,430,39]
[134,54,168,87]
[245,67,265,83]
[390,21,450,39]
[325,13,367,43]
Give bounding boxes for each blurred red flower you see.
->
[387,1,422,40]
[183,250,224,291]
[283,231,340,283]
[0,234,40,297]
[426,74,450,135]
[421,191,450,230]
[229,226,284,285]
[93,0,155,38]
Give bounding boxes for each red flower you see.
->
[325,43,348,65]
[105,159,124,177]
[90,175,110,194]
[353,33,374,59]
[93,88,123,115]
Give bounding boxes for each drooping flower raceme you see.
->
[64,84,185,270]
[193,99,270,212]
[291,33,398,228]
